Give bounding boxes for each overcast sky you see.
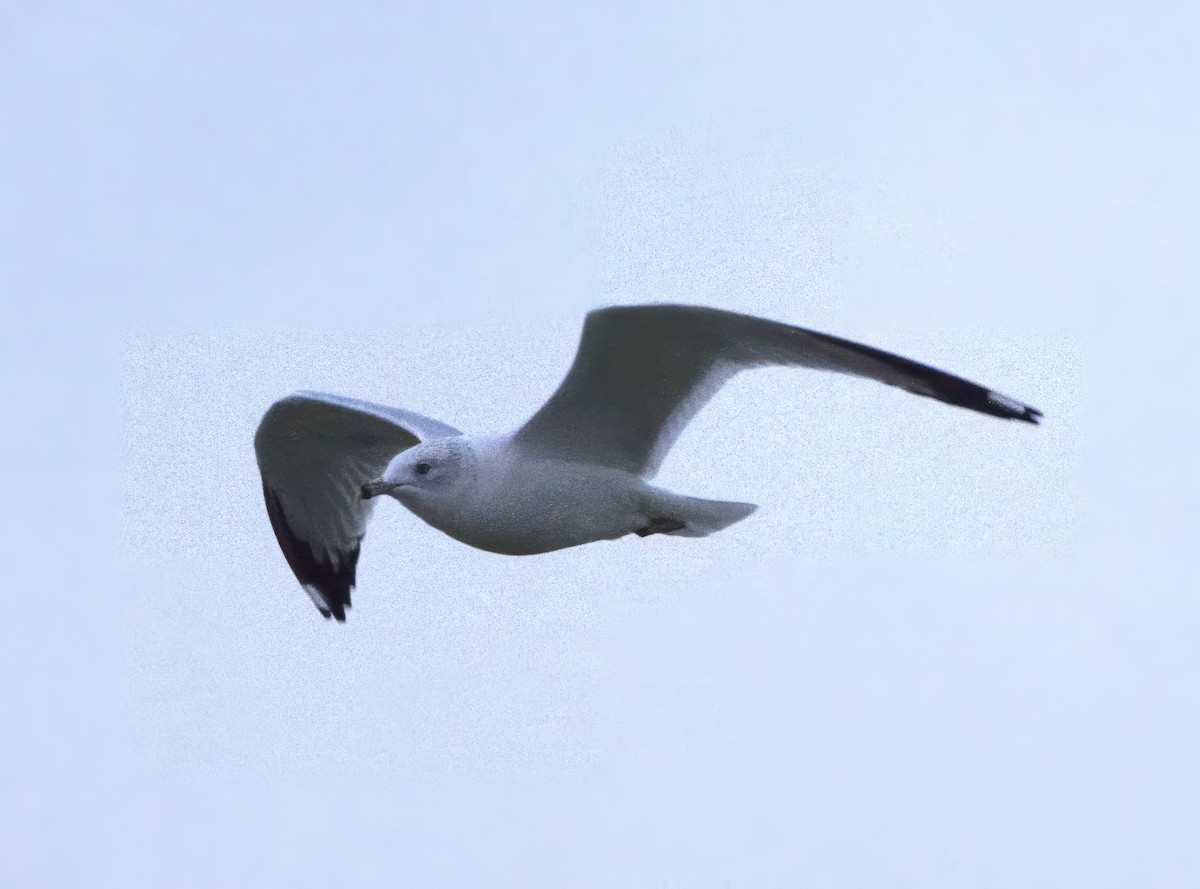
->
[4,0,1197,886]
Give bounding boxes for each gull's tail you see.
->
[640,486,758,538]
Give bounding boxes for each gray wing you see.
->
[513,304,1041,476]
[254,391,462,621]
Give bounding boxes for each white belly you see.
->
[419,457,645,555]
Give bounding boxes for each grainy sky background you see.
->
[4,0,1197,886]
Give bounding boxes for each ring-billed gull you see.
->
[255,304,1041,621]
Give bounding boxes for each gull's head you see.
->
[360,437,474,504]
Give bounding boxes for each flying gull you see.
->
[255,304,1041,621]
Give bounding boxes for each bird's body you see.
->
[396,434,639,555]
[255,304,1042,621]
[376,433,753,556]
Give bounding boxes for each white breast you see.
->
[430,437,644,555]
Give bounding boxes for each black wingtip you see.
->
[263,481,358,623]
[986,390,1044,425]
[799,327,1044,428]
[311,598,348,622]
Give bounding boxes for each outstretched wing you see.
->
[254,391,461,621]
[514,304,1041,476]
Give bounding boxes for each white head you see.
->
[360,437,475,508]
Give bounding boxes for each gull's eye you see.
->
[415,462,432,476]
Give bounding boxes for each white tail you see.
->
[641,486,758,538]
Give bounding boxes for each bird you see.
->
[255,304,1042,621]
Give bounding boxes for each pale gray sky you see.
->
[4,0,1197,886]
